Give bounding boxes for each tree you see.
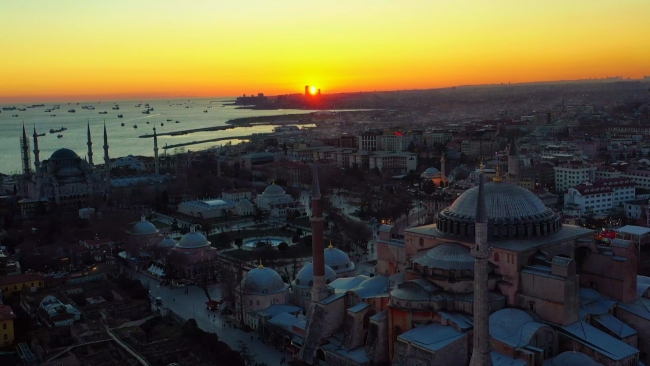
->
[422,180,436,195]
[278,242,289,251]
[234,237,243,250]
[237,341,255,366]
[215,232,232,248]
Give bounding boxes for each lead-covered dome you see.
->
[240,265,287,295]
[546,352,602,366]
[158,237,177,248]
[131,216,159,235]
[50,148,80,161]
[176,226,210,249]
[437,181,561,241]
[293,263,338,288]
[411,242,474,271]
[324,246,354,272]
[263,183,285,196]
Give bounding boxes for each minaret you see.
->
[310,163,328,302]
[153,127,160,175]
[32,125,40,172]
[33,125,41,198]
[507,132,519,186]
[103,122,111,194]
[440,154,446,187]
[87,121,94,166]
[469,172,493,366]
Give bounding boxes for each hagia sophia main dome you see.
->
[436,180,562,241]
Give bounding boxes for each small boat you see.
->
[68,109,75,113]
[112,105,119,110]
[133,125,138,128]
[50,114,56,117]
[161,123,164,126]
[142,110,150,114]
[37,133,45,137]
[12,114,18,117]
[204,110,208,113]
[185,106,189,108]
[145,103,150,107]
[146,121,150,124]
[45,109,51,112]
[118,114,123,118]
[2,106,16,111]
[99,111,108,114]
[121,123,125,126]
[175,120,180,123]
[57,134,63,138]
[53,105,60,109]
[149,107,154,111]
[61,127,67,131]
[166,119,172,121]
[18,108,27,111]
[135,103,141,107]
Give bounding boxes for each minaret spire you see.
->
[153,127,160,175]
[309,163,327,303]
[103,122,111,195]
[32,125,40,171]
[87,120,94,166]
[469,173,493,366]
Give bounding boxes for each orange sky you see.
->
[1,0,649,102]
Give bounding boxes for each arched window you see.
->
[308,281,313,287]
[2,323,6,330]
[256,300,260,306]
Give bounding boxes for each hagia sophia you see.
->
[232,141,650,366]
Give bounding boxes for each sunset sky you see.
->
[1,0,649,101]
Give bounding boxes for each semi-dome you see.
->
[131,216,159,235]
[324,245,354,271]
[411,242,474,271]
[176,226,210,249]
[546,352,602,366]
[50,148,80,160]
[437,181,561,241]
[240,265,287,295]
[263,183,285,196]
[294,263,337,287]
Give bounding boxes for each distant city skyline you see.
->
[1,0,649,102]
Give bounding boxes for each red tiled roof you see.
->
[0,305,17,321]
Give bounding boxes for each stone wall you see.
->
[615,307,650,365]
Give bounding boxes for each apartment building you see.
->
[554,162,596,193]
[564,178,635,215]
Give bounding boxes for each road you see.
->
[132,270,291,365]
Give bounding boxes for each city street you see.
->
[132,270,291,365]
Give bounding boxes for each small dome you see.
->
[324,246,354,272]
[241,266,287,295]
[294,263,337,287]
[159,237,177,248]
[131,216,159,235]
[421,167,441,178]
[547,352,602,366]
[263,183,285,196]
[176,227,210,249]
[412,242,474,271]
[50,148,80,160]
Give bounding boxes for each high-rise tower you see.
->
[153,127,160,175]
[309,163,328,302]
[507,132,520,186]
[87,121,94,166]
[103,122,111,194]
[469,172,493,366]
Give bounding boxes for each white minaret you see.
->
[153,127,160,175]
[469,172,493,366]
[103,122,111,194]
[87,121,94,166]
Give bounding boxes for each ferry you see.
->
[68,109,75,113]
[142,110,150,114]
[118,114,123,118]
[44,109,51,112]
[273,125,300,132]
[18,108,27,111]
[57,134,63,138]
[112,105,119,110]
[99,111,108,114]
[53,105,60,109]
[2,106,16,111]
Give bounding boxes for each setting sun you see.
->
[309,86,318,95]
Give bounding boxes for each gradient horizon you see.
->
[1,0,649,102]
